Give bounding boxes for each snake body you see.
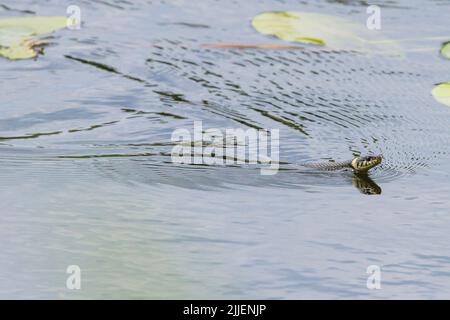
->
[304,160,353,171]
[304,155,383,173]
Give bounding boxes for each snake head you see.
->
[350,155,383,173]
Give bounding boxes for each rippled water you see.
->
[1,0,450,299]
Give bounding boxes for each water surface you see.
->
[1,0,450,299]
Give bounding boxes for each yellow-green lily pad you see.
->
[441,42,450,59]
[251,11,401,55]
[0,16,66,60]
[432,83,450,106]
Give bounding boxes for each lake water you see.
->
[1,0,450,299]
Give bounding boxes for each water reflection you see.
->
[352,173,382,195]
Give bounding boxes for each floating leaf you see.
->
[432,83,450,106]
[251,11,401,54]
[441,42,450,59]
[0,16,66,60]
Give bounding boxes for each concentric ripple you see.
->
[2,0,450,191]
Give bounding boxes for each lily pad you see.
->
[432,83,450,106]
[251,11,401,54]
[441,42,450,59]
[0,16,66,60]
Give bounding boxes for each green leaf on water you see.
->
[432,83,450,106]
[251,11,402,55]
[441,42,450,59]
[0,16,66,60]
